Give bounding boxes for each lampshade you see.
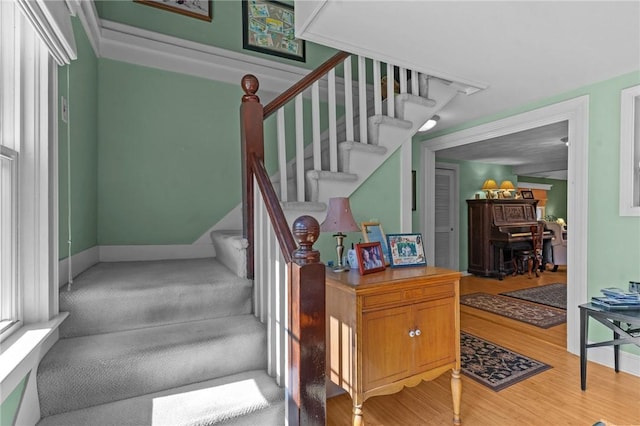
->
[320,197,360,233]
[418,115,440,132]
[481,179,498,191]
[499,180,515,191]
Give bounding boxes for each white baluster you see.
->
[387,63,395,118]
[328,68,338,172]
[312,80,322,169]
[277,108,287,201]
[295,94,305,201]
[399,67,407,94]
[411,70,419,95]
[358,55,368,144]
[344,57,354,142]
[373,59,381,116]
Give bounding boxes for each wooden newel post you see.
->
[240,74,264,280]
[288,215,326,426]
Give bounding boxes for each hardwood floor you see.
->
[327,267,640,425]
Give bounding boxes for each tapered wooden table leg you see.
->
[451,368,462,425]
[352,404,364,426]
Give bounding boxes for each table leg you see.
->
[580,307,588,391]
[352,403,363,426]
[613,320,620,373]
[451,368,462,425]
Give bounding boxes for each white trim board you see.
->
[421,95,590,360]
[58,245,99,288]
[517,181,553,191]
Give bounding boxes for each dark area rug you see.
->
[460,292,566,328]
[500,283,567,310]
[460,332,552,391]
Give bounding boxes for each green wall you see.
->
[58,18,99,259]
[94,1,337,70]
[97,59,244,245]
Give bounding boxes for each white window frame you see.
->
[619,84,640,216]
[0,146,19,336]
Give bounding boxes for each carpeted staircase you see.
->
[36,256,283,425]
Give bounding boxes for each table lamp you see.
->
[481,179,498,198]
[320,197,360,272]
[499,180,515,198]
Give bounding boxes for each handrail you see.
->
[263,51,351,119]
[250,154,296,263]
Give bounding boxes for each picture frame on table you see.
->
[241,0,306,62]
[355,242,386,275]
[520,190,535,199]
[386,233,427,268]
[134,0,212,21]
[361,221,390,266]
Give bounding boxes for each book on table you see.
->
[591,296,640,310]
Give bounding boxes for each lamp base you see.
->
[332,265,349,272]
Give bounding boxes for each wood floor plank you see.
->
[327,268,640,425]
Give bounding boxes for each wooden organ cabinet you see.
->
[325,266,462,425]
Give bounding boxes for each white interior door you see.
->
[434,165,458,270]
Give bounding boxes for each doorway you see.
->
[420,96,589,355]
[434,163,459,270]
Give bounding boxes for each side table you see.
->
[579,303,640,390]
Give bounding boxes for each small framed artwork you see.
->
[355,242,386,275]
[241,0,306,62]
[521,190,535,199]
[134,0,212,21]
[386,233,427,268]
[361,221,390,265]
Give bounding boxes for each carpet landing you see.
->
[460,292,566,328]
[460,332,552,391]
[500,282,567,310]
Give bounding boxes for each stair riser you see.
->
[38,316,267,416]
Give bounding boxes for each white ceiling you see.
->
[296,1,640,179]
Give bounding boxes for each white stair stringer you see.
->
[307,79,460,205]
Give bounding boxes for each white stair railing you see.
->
[267,54,433,207]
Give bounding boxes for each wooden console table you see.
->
[326,266,462,425]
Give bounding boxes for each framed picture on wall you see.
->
[134,0,212,21]
[241,0,306,62]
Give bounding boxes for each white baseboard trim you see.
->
[58,246,100,288]
[583,344,640,378]
[99,244,215,262]
[193,204,243,245]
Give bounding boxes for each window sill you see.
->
[0,312,68,402]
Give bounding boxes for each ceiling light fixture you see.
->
[419,115,440,132]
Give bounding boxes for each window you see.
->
[0,146,18,334]
[620,84,640,216]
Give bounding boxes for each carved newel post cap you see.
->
[241,74,260,103]
[292,215,320,264]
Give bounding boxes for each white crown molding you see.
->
[96,19,351,104]
[71,0,101,57]
[516,181,553,191]
[619,84,640,216]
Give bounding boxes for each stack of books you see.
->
[591,287,640,310]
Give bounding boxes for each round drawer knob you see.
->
[415,329,422,336]
[408,330,415,338]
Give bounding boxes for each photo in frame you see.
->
[521,190,535,199]
[361,221,390,266]
[386,233,427,268]
[355,242,386,275]
[241,0,306,62]
[134,0,212,21]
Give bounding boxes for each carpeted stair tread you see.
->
[37,369,283,426]
[37,315,267,417]
[59,258,252,337]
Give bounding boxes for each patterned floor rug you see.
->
[499,283,567,310]
[460,292,566,328]
[460,332,552,391]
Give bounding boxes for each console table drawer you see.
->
[363,282,454,310]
